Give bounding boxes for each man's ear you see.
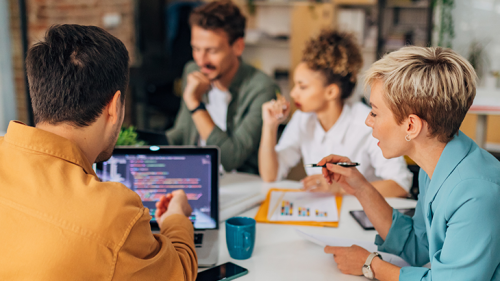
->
[107,90,122,124]
[232,37,245,57]
[406,114,424,140]
[325,83,341,101]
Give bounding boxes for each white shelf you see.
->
[334,0,376,6]
[386,3,429,8]
[245,39,290,49]
[252,1,325,7]
[362,46,377,53]
[253,1,293,6]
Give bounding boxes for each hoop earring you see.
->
[405,135,411,142]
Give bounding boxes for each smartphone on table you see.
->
[196,262,248,281]
[350,208,415,230]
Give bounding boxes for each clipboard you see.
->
[255,188,343,227]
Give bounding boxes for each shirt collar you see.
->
[4,121,97,176]
[228,59,249,99]
[313,103,352,144]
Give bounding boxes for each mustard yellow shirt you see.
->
[0,121,197,280]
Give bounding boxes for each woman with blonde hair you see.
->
[320,46,500,280]
[259,30,412,197]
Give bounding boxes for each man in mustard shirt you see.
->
[0,24,197,280]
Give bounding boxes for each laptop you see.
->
[95,146,219,267]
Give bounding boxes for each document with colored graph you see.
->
[267,191,339,222]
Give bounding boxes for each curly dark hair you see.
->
[302,30,363,100]
[189,0,246,45]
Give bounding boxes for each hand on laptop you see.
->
[156,190,193,227]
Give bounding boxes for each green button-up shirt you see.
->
[166,61,279,174]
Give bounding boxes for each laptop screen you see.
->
[95,146,219,230]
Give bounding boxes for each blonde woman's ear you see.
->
[406,114,424,140]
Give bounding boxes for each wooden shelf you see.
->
[252,1,298,7]
[252,0,376,6]
[386,0,429,8]
[386,4,428,8]
[333,0,376,6]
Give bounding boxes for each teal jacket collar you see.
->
[423,131,474,211]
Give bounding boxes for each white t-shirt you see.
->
[199,85,232,146]
[275,102,413,191]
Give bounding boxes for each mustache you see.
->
[202,64,216,70]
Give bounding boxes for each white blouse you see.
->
[275,102,413,191]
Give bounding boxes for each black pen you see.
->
[304,162,360,168]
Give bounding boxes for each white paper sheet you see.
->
[267,191,338,222]
[295,229,410,267]
[219,189,262,210]
[219,189,265,222]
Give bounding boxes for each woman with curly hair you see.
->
[258,30,412,197]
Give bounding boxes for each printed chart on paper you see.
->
[267,191,338,222]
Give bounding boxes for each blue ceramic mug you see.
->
[225,217,256,260]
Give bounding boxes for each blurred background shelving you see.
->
[376,0,433,57]
[2,0,500,151]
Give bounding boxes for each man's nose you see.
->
[200,52,210,65]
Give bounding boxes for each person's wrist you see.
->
[362,252,382,279]
[189,102,206,115]
[165,207,187,218]
[370,255,383,279]
[185,99,200,111]
[262,121,279,132]
[354,181,374,198]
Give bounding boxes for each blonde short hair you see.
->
[365,46,477,143]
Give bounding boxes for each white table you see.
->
[469,88,500,148]
[209,173,417,280]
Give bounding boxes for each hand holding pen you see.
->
[305,162,360,168]
[317,154,371,196]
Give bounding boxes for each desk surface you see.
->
[211,173,417,281]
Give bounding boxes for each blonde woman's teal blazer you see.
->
[375,131,500,280]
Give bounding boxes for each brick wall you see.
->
[8,0,28,123]
[8,0,136,125]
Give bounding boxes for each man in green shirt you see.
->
[167,1,279,174]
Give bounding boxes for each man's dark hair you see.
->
[189,0,246,45]
[26,24,129,127]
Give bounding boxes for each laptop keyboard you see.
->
[194,233,204,246]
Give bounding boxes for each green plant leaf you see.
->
[116,126,147,146]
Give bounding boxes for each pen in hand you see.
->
[305,162,360,168]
